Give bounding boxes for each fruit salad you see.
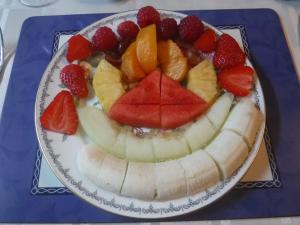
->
[39,6,264,201]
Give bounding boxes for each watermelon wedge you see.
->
[161,104,208,129]
[115,70,161,104]
[161,75,207,105]
[109,70,208,129]
[109,104,160,128]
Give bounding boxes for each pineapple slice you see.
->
[93,59,125,111]
[187,59,219,104]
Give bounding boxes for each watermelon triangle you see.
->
[109,70,208,129]
[161,74,207,105]
[114,70,161,104]
[108,104,160,128]
[161,104,208,129]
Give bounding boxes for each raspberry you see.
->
[157,18,178,40]
[179,15,204,43]
[117,20,139,41]
[137,6,160,28]
[60,64,88,98]
[92,26,119,51]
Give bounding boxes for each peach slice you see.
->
[136,24,157,73]
[121,41,146,82]
[157,40,188,81]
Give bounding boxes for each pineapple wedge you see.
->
[93,59,125,111]
[187,59,219,104]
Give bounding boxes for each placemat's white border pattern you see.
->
[31,24,281,195]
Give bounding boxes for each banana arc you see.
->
[77,97,264,201]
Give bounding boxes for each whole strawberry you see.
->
[213,33,246,70]
[66,34,93,63]
[60,64,88,98]
[137,6,160,28]
[117,20,139,42]
[157,18,178,40]
[179,15,204,43]
[92,26,119,51]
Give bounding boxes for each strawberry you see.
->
[117,20,139,42]
[92,26,119,51]
[218,65,254,96]
[40,91,78,135]
[66,34,93,63]
[213,33,246,70]
[179,15,204,43]
[193,29,217,53]
[137,6,160,28]
[60,64,88,98]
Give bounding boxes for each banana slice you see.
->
[97,154,128,194]
[77,144,106,182]
[205,130,248,179]
[206,92,234,130]
[184,115,216,151]
[121,162,156,200]
[77,144,128,194]
[126,132,155,162]
[222,99,264,147]
[78,106,120,151]
[155,160,187,200]
[179,150,220,195]
[153,133,190,162]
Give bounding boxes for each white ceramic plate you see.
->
[35,10,266,218]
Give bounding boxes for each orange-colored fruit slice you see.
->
[157,40,188,81]
[121,41,146,82]
[136,24,157,73]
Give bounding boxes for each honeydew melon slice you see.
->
[179,150,220,195]
[184,115,216,151]
[222,99,264,147]
[125,132,155,162]
[205,130,248,179]
[152,133,190,162]
[206,92,234,130]
[77,106,120,151]
[121,162,156,200]
[110,128,128,159]
[155,160,187,200]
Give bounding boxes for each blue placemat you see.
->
[0,8,299,223]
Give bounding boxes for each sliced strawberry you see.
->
[218,65,254,96]
[60,64,88,98]
[40,91,78,135]
[213,33,246,70]
[193,29,217,53]
[66,34,93,63]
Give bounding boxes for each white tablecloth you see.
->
[0,0,299,224]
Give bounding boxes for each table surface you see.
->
[1,0,300,224]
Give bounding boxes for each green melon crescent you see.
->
[77,97,264,200]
